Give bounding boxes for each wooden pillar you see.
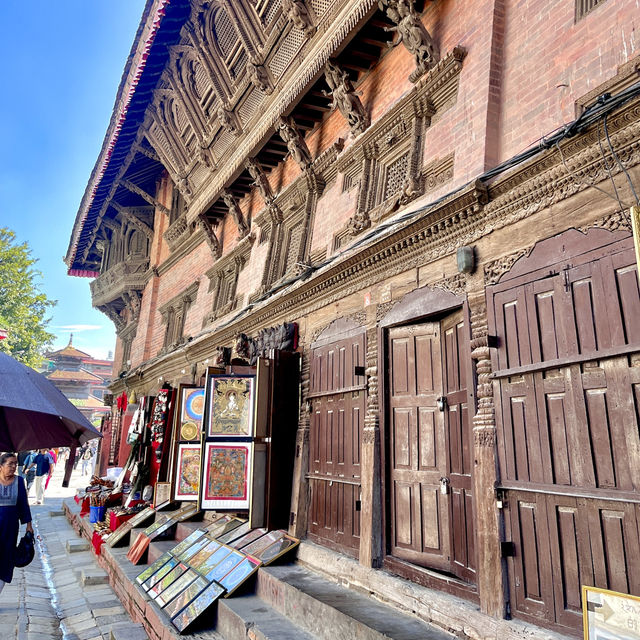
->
[359,326,382,567]
[468,285,506,618]
[289,351,310,539]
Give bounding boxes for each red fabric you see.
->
[109,511,134,532]
[91,531,104,555]
[79,497,90,517]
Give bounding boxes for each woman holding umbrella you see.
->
[0,452,33,594]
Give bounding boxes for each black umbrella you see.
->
[0,351,102,451]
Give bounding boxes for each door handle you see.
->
[439,477,450,495]
[436,396,447,412]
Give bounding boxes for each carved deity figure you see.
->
[282,0,315,36]
[323,61,369,135]
[221,189,250,237]
[246,158,274,202]
[247,59,272,94]
[125,290,142,321]
[198,145,215,170]
[196,213,222,258]
[177,176,192,198]
[275,116,312,170]
[380,0,439,82]
[217,105,240,135]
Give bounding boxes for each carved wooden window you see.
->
[160,283,198,349]
[576,0,608,19]
[212,8,247,81]
[382,153,409,201]
[127,230,146,257]
[253,0,280,27]
[282,220,305,277]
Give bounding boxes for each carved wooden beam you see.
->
[221,189,250,238]
[121,180,170,215]
[133,144,161,163]
[110,202,154,240]
[196,213,222,258]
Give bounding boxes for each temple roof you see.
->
[65,0,192,274]
[46,369,104,383]
[69,395,109,410]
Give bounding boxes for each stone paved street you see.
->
[4,456,148,640]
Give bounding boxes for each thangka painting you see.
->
[207,376,255,437]
[200,443,252,510]
[180,387,204,441]
[174,444,201,501]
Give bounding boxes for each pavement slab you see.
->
[8,462,148,640]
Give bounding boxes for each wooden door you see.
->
[442,312,476,583]
[387,316,475,580]
[488,229,640,633]
[308,331,365,556]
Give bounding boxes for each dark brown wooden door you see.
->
[387,314,475,581]
[488,229,640,633]
[308,331,365,556]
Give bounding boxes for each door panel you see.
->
[387,314,475,582]
[308,332,365,555]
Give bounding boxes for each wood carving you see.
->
[247,59,272,94]
[196,213,222,258]
[221,189,250,238]
[323,60,369,135]
[217,105,242,136]
[282,0,315,37]
[246,158,274,203]
[275,116,313,170]
[380,0,439,83]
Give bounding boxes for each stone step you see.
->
[81,568,110,586]
[256,564,454,640]
[218,593,319,640]
[67,538,90,553]
[110,623,149,640]
[147,540,177,565]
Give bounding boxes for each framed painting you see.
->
[177,536,215,563]
[205,549,244,582]
[174,444,201,501]
[207,375,255,437]
[181,387,205,439]
[106,520,134,548]
[208,516,245,540]
[193,545,234,578]
[220,556,261,597]
[172,502,200,522]
[126,507,156,529]
[228,527,267,550]
[169,529,208,558]
[216,520,252,545]
[153,482,171,508]
[163,575,209,619]
[240,530,285,558]
[149,563,188,599]
[156,569,199,607]
[254,533,300,565]
[136,552,172,585]
[171,581,225,633]
[142,557,180,592]
[127,532,151,565]
[186,539,221,570]
[143,514,170,536]
[200,442,252,510]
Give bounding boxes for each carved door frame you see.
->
[378,285,478,598]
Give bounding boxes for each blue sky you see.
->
[0,1,146,360]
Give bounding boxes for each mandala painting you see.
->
[180,387,204,441]
[174,444,201,501]
[208,376,254,437]
[200,443,252,510]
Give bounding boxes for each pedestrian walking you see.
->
[16,451,29,478]
[22,451,36,495]
[81,446,93,476]
[24,449,52,505]
[0,452,33,595]
[45,448,57,490]
[74,446,85,470]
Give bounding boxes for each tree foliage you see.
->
[0,228,56,367]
